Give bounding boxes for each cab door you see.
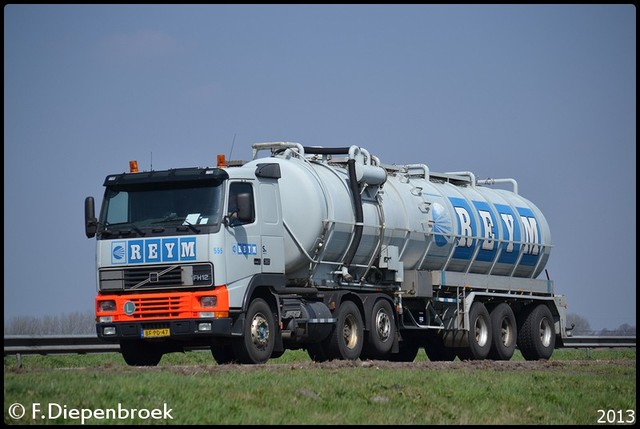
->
[224,180,263,285]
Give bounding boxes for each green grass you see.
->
[4,349,636,425]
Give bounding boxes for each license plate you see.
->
[142,328,170,338]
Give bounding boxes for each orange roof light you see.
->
[129,160,139,173]
[217,154,226,168]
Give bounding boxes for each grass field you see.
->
[4,348,636,425]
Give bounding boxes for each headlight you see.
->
[200,296,217,308]
[99,300,116,312]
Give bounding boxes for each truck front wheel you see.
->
[233,298,276,364]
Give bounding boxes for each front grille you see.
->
[99,263,213,292]
[125,265,182,289]
[129,296,185,319]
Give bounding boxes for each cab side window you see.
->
[227,182,255,226]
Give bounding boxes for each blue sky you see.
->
[4,4,636,331]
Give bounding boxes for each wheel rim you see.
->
[475,316,489,347]
[539,317,552,348]
[500,317,514,347]
[375,308,391,342]
[343,314,359,350]
[250,313,270,350]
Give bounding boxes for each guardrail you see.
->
[4,335,120,356]
[4,334,636,357]
[561,335,636,348]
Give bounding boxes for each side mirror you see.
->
[85,196,98,238]
[236,192,253,222]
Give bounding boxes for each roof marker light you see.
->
[129,160,139,173]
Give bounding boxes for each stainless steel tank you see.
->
[248,143,551,282]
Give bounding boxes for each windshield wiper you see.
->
[121,223,146,236]
[178,220,200,234]
[152,213,179,224]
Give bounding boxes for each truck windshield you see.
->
[99,183,224,233]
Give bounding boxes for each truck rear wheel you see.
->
[327,300,364,360]
[232,298,276,364]
[365,298,396,356]
[517,304,555,360]
[488,303,517,360]
[120,340,163,366]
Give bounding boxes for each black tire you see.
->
[517,304,556,360]
[459,302,492,360]
[488,303,517,361]
[327,300,364,360]
[365,299,396,356]
[211,339,237,364]
[232,298,276,364]
[120,340,163,366]
[424,334,457,361]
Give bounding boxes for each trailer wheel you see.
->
[327,300,364,360]
[232,298,276,364]
[488,303,517,360]
[366,299,396,356]
[424,334,457,361]
[517,304,555,360]
[211,339,237,364]
[459,302,492,360]
[120,340,163,366]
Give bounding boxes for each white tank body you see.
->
[245,145,551,282]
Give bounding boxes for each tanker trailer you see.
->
[88,141,570,366]
[243,143,568,362]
